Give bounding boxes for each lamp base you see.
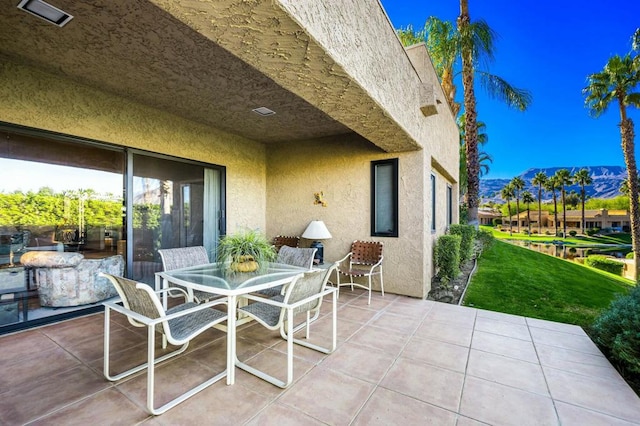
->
[309,240,324,265]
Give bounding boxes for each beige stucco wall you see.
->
[0,58,266,233]
[266,134,428,298]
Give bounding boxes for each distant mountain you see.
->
[480,166,627,203]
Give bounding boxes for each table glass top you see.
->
[157,262,307,293]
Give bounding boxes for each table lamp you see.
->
[302,220,332,265]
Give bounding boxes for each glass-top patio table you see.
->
[156,262,307,385]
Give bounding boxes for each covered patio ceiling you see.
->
[0,0,421,151]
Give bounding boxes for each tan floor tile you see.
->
[425,303,477,327]
[526,317,586,335]
[459,376,557,426]
[321,341,396,383]
[544,367,640,423]
[237,347,316,391]
[476,309,526,325]
[402,336,469,373]
[380,357,464,412]
[337,304,380,324]
[555,401,640,426]
[278,366,375,425]
[40,313,111,347]
[347,324,411,356]
[236,322,284,348]
[67,326,147,364]
[246,402,325,425]
[384,298,434,319]
[368,310,422,334]
[414,320,474,347]
[302,314,363,342]
[474,316,531,341]
[30,388,150,425]
[0,330,59,365]
[0,365,110,425]
[530,327,602,355]
[0,345,82,389]
[353,387,457,425]
[467,349,549,396]
[455,415,490,425]
[348,293,393,310]
[536,343,620,380]
[471,330,539,363]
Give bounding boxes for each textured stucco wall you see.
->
[0,58,267,232]
[266,134,430,298]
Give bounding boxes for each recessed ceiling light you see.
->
[252,107,276,117]
[17,0,73,27]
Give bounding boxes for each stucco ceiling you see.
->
[0,0,358,144]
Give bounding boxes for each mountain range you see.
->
[480,166,628,203]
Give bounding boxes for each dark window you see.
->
[447,184,453,226]
[371,158,398,237]
[431,174,436,231]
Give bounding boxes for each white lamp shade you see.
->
[302,220,332,240]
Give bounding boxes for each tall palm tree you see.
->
[522,191,535,236]
[554,169,573,238]
[458,113,491,197]
[573,169,593,234]
[531,171,548,234]
[500,183,515,235]
[544,176,560,236]
[510,176,525,233]
[584,43,640,280]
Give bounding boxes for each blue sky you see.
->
[380,0,640,179]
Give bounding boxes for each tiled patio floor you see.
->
[1,288,640,425]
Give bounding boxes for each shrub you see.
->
[545,231,552,235]
[556,231,564,238]
[449,224,475,264]
[626,252,635,259]
[435,234,461,282]
[586,228,600,236]
[591,286,640,376]
[532,229,538,234]
[585,255,624,275]
[569,230,577,237]
[492,218,502,226]
[476,229,494,249]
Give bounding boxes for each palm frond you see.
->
[477,72,533,111]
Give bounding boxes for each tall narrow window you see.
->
[371,158,398,237]
[447,184,453,226]
[431,174,436,232]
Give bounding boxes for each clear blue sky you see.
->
[380,0,640,179]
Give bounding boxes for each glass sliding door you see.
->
[129,152,224,284]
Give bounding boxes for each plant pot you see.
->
[230,255,259,273]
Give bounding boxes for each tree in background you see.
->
[510,176,525,233]
[573,169,593,233]
[457,113,491,197]
[544,175,560,236]
[500,183,515,235]
[531,171,548,235]
[584,32,640,280]
[522,191,535,235]
[554,169,573,238]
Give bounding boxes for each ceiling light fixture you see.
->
[251,107,276,117]
[17,0,73,27]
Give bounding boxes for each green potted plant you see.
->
[217,228,277,272]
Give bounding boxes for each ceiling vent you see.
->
[17,0,73,27]
[251,107,276,117]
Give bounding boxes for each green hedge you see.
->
[449,224,475,264]
[435,234,461,282]
[591,285,640,377]
[585,255,624,275]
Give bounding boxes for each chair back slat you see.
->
[351,240,383,265]
[104,274,165,331]
[276,246,317,269]
[273,236,300,252]
[158,246,209,271]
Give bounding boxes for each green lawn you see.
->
[462,239,634,329]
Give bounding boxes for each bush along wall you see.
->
[449,224,475,264]
[584,255,625,276]
[435,234,461,283]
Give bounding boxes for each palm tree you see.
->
[500,183,515,235]
[531,171,548,235]
[544,176,560,236]
[457,113,491,197]
[522,191,535,236]
[573,169,593,234]
[554,169,573,238]
[510,176,525,233]
[584,40,640,280]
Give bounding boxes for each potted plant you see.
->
[217,228,277,272]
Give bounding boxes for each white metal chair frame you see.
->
[336,241,384,305]
[158,246,218,304]
[102,273,228,415]
[237,267,338,388]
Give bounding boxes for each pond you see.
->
[506,239,632,262]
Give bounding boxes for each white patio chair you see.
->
[237,266,337,388]
[101,273,227,415]
[254,246,316,297]
[158,246,218,303]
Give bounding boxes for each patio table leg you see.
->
[227,294,237,385]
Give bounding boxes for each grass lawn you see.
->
[481,225,632,245]
[462,239,635,329]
